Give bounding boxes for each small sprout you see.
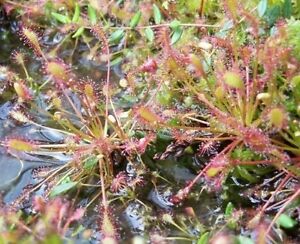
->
[223,71,244,89]
[225,202,234,217]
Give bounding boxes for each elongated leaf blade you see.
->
[51,12,71,24]
[130,11,142,28]
[153,4,162,24]
[88,4,97,25]
[50,181,77,197]
[109,29,125,43]
[72,3,80,23]
[145,27,154,42]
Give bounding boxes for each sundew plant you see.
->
[0,0,300,243]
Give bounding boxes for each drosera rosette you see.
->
[33,196,85,236]
[121,132,156,156]
[110,171,128,193]
[197,140,220,157]
[0,196,85,242]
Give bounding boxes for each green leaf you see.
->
[277,214,296,228]
[51,12,71,24]
[170,19,181,30]
[197,232,209,244]
[72,26,85,38]
[50,181,77,197]
[153,4,162,24]
[236,166,258,183]
[43,234,63,244]
[283,0,292,18]
[171,28,183,45]
[225,202,234,217]
[130,11,142,28]
[257,0,268,17]
[237,236,254,244]
[88,4,97,25]
[109,29,125,43]
[84,156,98,170]
[72,3,80,23]
[111,56,123,66]
[145,27,154,42]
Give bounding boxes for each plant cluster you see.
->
[0,0,300,243]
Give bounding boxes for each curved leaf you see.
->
[153,4,162,24]
[130,11,142,28]
[50,181,77,197]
